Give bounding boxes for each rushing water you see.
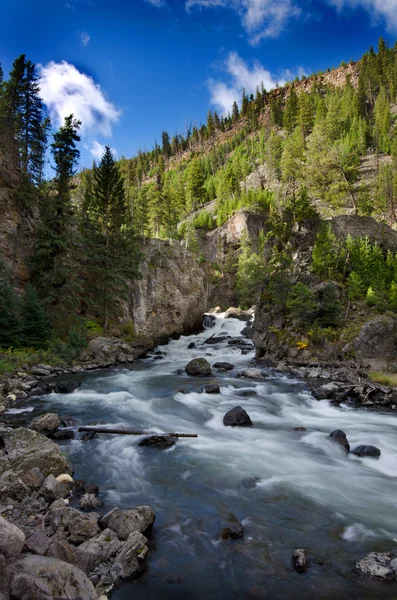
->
[20,315,397,599]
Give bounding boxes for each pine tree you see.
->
[161,131,171,158]
[232,101,239,124]
[241,88,249,117]
[0,260,21,348]
[20,285,51,348]
[88,146,140,329]
[207,110,215,137]
[186,158,207,211]
[31,115,81,324]
[283,88,299,133]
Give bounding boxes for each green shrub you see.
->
[286,283,317,330]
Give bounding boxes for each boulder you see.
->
[225,307,251,321]
[213,362,234,371]
[79,493,103,511]
[138,435,175,449]
[202,384,220,394]
[313,382,342,399]
[187,342,196,349]
[0,515,25,557]
[56,474,73,489]
[239,368,265,380]
[46,540,79,566]
[29,413,61,436]
[106,506,155,541]
[185,358,212,377]
[25,530,50,556]
[351,445,381,458]
[2,428,72,477]
[40,475,69,501]
[53,382,80,395]
[22,468,45,490]
[223,406,253,427]
[76,528,121,574]
[68,517,101,544]
[328,430,350,453]
[240,324,252,337]
[292,549,310,573]
[355,552,397,580]
[354,315,397,369]
[110,531,148,580]
[8,555,97,600]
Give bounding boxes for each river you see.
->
[22,314,397,599]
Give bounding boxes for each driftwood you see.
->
[78,427,198,439]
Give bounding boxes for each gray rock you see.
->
[79,493,104,511]
[355,552,397,580]
[329,430,350,453]
[187,342,196,349]
[29,413,61,436]
[202,384,221,394]
[185,358,212,377]
[351,445,381,458]
[68,517,101,544]
[40,475,69,501]
[45,506,84,533]
[213,362,234,371]
[138,435,175,449]
[0,470,31,502]
[225,307,251,321]
[314,382,341,399]
[223,406,253,427]
[76,528,121,574]
[46,540,79,565]
[239,368,265,380]
[50,429,75,441]
[292,548,310,573]
[9,555,97,600]
[111,531,148,579]
[107,506,155,540]
[0,515,25,556]
[25,530,50,556]
[2,428,72,478]
[30,367,51,377]
[354,315,397,369]
[22,468,45,489]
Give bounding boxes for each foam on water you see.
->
[32,313,397,599]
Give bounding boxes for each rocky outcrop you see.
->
[82,336,154,367]
[129,240,207,342]
[353,315,397,370]
[355,552,397,580]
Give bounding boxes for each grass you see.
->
[369,371,397,387]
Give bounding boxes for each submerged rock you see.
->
[355,552,397,580]
[223,406,253,427]
[328,429,350,453]
[220,525,244,540]
[185,358,212,377]
[213,362,234,371]
[187,342,196,349]
[351,445,381,458]
[202,384,220,394]
[202,314,216,328]
[138,435,175,449]
[292,549,310,573]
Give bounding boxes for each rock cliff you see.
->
[129,240,208,341]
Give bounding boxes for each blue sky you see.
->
[1,0,396,168]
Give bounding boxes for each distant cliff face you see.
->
[0,118,38,284]
[129,240,208,341]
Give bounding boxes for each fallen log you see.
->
[78,426,198,438]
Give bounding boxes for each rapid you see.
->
[27,314,397,599]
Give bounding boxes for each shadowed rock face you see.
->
[353,315,397,370]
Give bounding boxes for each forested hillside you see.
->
[1,38,397,374]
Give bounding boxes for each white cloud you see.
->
[38,61,121,137]
[208,52,287,114]
[84,140,117,161]
[186,0,300,43]
[328,0,397,31]
[144,0,164,5]
[80,31,90,47]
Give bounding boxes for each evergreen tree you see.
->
[283,88,299,133]
[207,110,215,137]
[89,146,140,328]
[186,158,207,211]
[31,115,81,324]
[241,88,249,117]
[20,285,51,348]
[232,101,239,123]
[0,260,21,348]
[161,131,171,159]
